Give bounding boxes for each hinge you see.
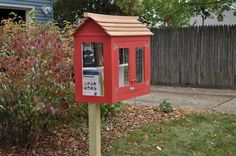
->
[115,88,119,94]
[113,44,118,50]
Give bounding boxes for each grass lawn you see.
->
[104,114,236,156]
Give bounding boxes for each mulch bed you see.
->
[0,104,207,156]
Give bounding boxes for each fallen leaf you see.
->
[0,105,4,110]
[156,145,162,151]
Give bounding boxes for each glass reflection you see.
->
[82,42,104,96]
[119,48,129,87]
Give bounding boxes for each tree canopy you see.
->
[141,0,236,27]
[53,0,141,24]
[141,0,192,27]
[53,0,236,27]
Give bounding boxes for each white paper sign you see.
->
[83,71,103,96]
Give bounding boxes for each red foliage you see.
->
[0,19,76,147]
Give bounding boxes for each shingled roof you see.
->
[74,12,153,36]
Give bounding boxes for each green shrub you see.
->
[0,16,125,148]
[159,99,174,113]
[0,17,75,147]
[101,103,124,120]
[80,103,124,121]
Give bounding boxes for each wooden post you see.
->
[88,104,101,156]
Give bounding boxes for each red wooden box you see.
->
[73,12,153,103]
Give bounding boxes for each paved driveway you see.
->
[126,86,236,113]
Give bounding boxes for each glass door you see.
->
[116,41,148,95]
[118,48,130,88]
[82,42,104,96]
[115,42,133,94]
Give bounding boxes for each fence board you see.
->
[151,25,236,89]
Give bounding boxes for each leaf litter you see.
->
[0,104,209,156]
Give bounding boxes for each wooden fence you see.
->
[151,25,236,89]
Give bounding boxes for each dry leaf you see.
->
[156,145,162,151]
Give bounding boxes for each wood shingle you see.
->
[74,12,153,36]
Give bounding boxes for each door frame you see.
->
[115,40,148,95]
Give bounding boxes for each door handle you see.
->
[130,79,136,84]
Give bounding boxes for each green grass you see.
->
[104,114,236,156]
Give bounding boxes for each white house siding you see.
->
[191,10,236,26]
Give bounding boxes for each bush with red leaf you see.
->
[0,18,75,147]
